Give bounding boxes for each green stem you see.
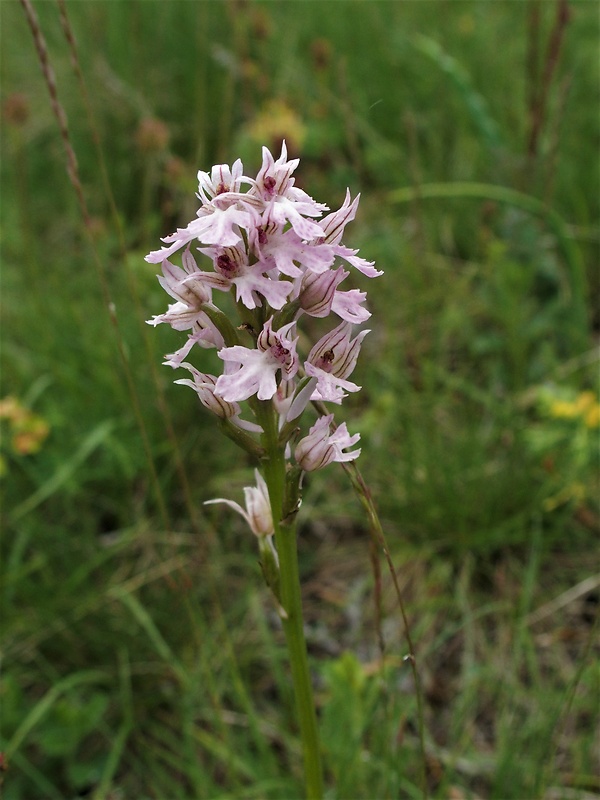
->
[256,401,324,800]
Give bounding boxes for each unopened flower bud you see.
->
[243,477,274,538]
[173,364,240,419]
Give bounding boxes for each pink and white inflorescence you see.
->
[146,142,381,473]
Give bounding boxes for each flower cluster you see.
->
[146,143,379,526]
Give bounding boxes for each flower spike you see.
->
[146,144,378,795]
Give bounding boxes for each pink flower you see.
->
[252,188,381,280]
[146,145,378,481]
[145,163,258,264]
[251,222,333,278]
[164,326,225,366]
[297,267,348,318]
[249,143,328,241]
[147,301,212,333]
[173,363,261,432]
[304,321,369,403]
[331,288,371,324]
[196,159,248,205]
[215,319,299,402]
[295,414,361,471]
[205,470,273,537]
[157,250,227,307]
[319,189,360,245]
[330,243,382,279]
[144,205,251,263]
[318,190,383,278]
[199,243,293,310]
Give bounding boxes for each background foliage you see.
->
[1,1,598,798]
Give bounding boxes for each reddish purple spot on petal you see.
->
[271,343,289,360]
[216,254,237,277]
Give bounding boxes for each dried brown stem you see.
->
[55,0,217,555]
[20,0,89,227]
[311,398,429,797]
[20,0,171,537]
[527,0,571,160]
[526,0,542,137]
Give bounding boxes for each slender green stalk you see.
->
[256,401,324,800]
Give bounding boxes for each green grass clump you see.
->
[1,1,598,797]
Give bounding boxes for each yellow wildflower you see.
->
[0,396,50,455]
[549,399,579,419]
[584,403,600,428]
[247,100,306,154]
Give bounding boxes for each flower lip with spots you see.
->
[215,319,299,403]
[304,321,370,404]
[295,414,361,472]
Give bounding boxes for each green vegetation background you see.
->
[1,1,598,798]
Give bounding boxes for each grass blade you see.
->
[9,420,114,522]
[5,670,108,759]
[413,34,504,152]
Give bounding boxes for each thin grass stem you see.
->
[388,181,588,351]
[54,0,216,556]
[340,458,429,799]
[20,0,171,535]
[308,397,429,798]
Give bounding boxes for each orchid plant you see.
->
[146,143,380,798]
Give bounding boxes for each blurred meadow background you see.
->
[1,0,599,798]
